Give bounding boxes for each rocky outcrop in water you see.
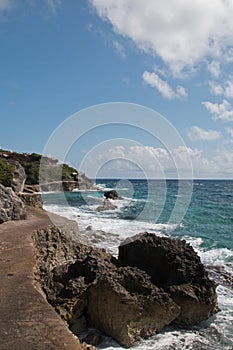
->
[96,198,117,212]
[118,232,219,326]
[34,229,219,348]
[0,184,27,223]
[104,190,122,200]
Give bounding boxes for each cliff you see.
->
[0,149,97,193]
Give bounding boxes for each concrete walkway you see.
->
[0,207,82,350]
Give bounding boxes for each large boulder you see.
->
[118,232,219,326]
[11,161,26,193]
[0,184,27,223]
[87,267,180,348]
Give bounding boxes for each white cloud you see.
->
[207,61,221,78]
[202,99,233,121]
[81,142,233,178]
[209,77,233,99]
[209,81,224,96]
[142,71,187,99]
[188,126,221,141]
[90,0,233,76]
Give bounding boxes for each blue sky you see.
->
[1,0,233,178]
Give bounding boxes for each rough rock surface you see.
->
[104,190,122,200]
[87,267,180,348]
[118,232,219,326]
[96,198,117,212]
[0,184,27,223]
[24,184,41,193]
[33,225,219,348]
[77,173,98,190]
[40,239,117,334]
[11,161,26,193]
[18,192,43,208]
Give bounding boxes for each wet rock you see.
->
[0,184,27,223]
[118,232,219,326]
[81,329,103,347]
[96,198,117,212]
[104,190,122,200]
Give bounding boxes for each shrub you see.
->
[0,159,14,187]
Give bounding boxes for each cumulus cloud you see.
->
[202,99,233,121]
[209,77,233,99]
[81,142,233,178]
[90,0,233,76]
[207,61,221,78]
[142,71,187,99]
[188,126,221,141]
[209,81,224,96]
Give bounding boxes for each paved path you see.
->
[0,207,82,350]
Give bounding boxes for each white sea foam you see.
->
[44,202,176,255]
[200,248,233,271]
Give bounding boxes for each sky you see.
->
[1,0,233,178]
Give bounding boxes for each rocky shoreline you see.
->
[0,165,220,349]
[34,225,219,348]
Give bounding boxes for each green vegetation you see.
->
[0,159,15,187]
[0,149,78,185]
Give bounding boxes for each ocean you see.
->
[42,179,233,350]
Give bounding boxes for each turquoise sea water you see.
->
[43,179,233,350]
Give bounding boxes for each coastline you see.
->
[0,206,95,350]
[1,180,232,349]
